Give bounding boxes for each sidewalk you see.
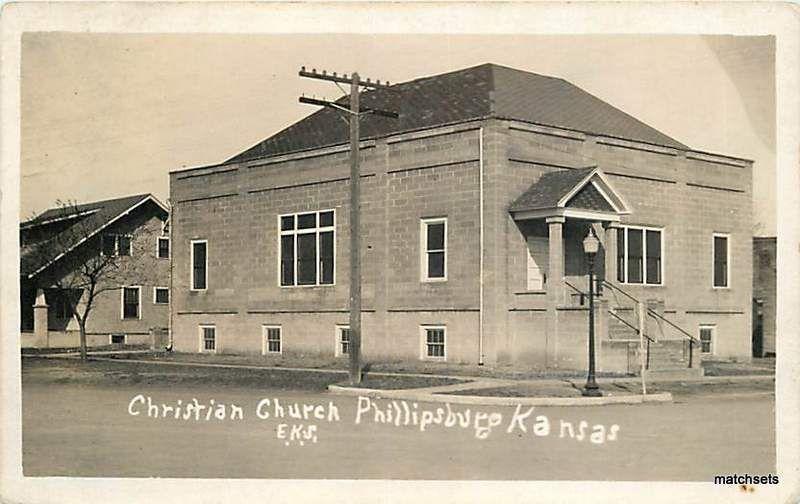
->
[25,350,774,407]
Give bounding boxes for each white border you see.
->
[108,333,126,345]
[189,239,208,291]
[420,217,447,282]
[156,236,170,259]
[712,232,731,289]
[617,225,664,287]
[261,324,282,355]
[420,325,447,361]
[698,324,716,356]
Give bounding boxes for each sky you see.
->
[20,33,776,234]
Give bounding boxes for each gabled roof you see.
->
[227,63,687,163]
[20,194,168,278]
[509,167,630,217]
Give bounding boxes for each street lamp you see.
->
[582,226,602,397]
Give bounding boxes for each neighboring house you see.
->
[752,236,776,357]
[20,194,171,348]
[169,63,753,374]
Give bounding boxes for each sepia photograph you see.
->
[1,2,798,503]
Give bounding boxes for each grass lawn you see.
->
[21,357,464,391]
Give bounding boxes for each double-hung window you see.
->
[421,218,447,281]
[699,325,715,354]
[616,225,663,285]
[421,326,446,360]
[335,325,350,357]
[263,326,282,355]
[712,234,730,288]
[154,287,169,304]
[191,240,208,290]
[199,325,216,353]
[121,286,140,319]
[279,210,335,286]
[157,237,170,259]
[102,234,132,257]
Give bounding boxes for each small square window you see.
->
[154,287,169,304]
[110,334,126,345]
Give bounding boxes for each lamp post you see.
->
[582,226,602,397]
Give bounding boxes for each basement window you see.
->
[335,325,350,357]
[421,326,446,360]
[263,325,282,355]
[699,325,715,354]
[199,325,216,353]
[279,210,335,287]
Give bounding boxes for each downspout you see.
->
[478,127,485,366]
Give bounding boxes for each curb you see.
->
[327,384,673,407]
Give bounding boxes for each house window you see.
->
[421,217,447,281]
[421,326,446,360]
[199,325,216,353]
[101,234,132,257]
[121,286,140,319]
[110,334,126,345]
[699,325,715,354]
[616,225,662,285]
[713,234,729,288]
[263,326,282,355]
[191,240,208,290]
[279,210,335,286]
[157,237,170,259]
[154,287,169,304]
[335,325,351,357]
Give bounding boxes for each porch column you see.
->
[33,289,49,348]
[545,216,565,368]
[546,216,566,305]
[603,223,619,284]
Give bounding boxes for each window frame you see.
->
[190,239,208,291]
[698,325,716,355]
[153,286,169,305]
[712,233,731,289]
[262,325,282,355]
[157,236,170,259]
[420,217,448,282]
[334,325,351,358]
[420,325,447,361]
[109,333,126,345]
[120,285,142,320]
[198,324,217,353]
[616,224,664,286]
[277,210,336,288]
[101,234,133,257]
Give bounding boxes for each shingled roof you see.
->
[227,63,687,163]
[20,194,167,278]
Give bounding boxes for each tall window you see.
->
[713,234,729,288]
[279,210,335,286]
[699,325,715,354]
[121,286,140,319]
[199,325,216,353]
[191,240,207,290]
[335,325,350,357]
[616,226,662,285]
[157,237,170,259]
[263,326,282,354]
[421,218,447,281]
[421,326,446,360]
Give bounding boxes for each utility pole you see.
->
[298,67,397,385]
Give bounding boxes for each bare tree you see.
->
[24,199,158,360]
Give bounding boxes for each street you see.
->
[22,380,775,480]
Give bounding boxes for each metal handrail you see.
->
[600,280,700,345]
[606,308,656,343]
